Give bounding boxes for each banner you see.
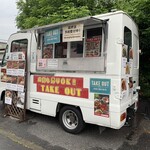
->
[34,76,88,98]
[63,23,83,42]
[44,28,60,45]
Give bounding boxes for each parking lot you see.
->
[0,101,150,150]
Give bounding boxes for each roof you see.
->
[19,16,107,33]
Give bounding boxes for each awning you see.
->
[35,16,108,33]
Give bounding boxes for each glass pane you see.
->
[70,41,83,58]
[1,45,8,66]
[11,39,28,53]
[124,27,132,47]
[55,42,67,58]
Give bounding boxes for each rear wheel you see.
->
[59,106,85,134]
[1,92,5,105]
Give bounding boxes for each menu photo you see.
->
[85,36,101,57]
[5,90,12,105]
[121,78,128,98]
[18,61,25,76]
[7,61,21,76]
[17,76,25,92]
[94,94,109,117]
[1,68,7,82]
[16,92,25,109]
[6,61,13,75]
[122,44,128,58]
[18,52,26,60]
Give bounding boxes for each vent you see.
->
[30,98,41,111]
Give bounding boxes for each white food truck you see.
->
[0,11,140,134]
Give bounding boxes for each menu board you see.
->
[85,36,101,57]
[5,52,26,109]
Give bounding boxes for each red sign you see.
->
[34,76,89,98]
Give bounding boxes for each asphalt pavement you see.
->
[0,100,149,150]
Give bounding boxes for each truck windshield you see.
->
[1,45,8,67]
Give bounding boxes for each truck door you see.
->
[4,32,31,120]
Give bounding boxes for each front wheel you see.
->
[59,106,85,134]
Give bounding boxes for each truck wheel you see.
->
[1,93,5,105]
[59,106,85,134]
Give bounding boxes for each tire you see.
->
[1,93,5,105]
[59,106,85,134]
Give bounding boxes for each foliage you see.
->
[130,0,150,99]
[16,0,150,98]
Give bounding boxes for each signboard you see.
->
[90,78,110,118]
[44,28,60,45]
[5,53,26,109]
[4,51,27,121]
[34,76,89,98]
[90,78,111,95]
[63,23,83,42]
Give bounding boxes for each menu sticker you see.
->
[16,92,25,109]
[1,68,7,82]
[17,76,25,92]
[122,45,128,75]
[5,90,12,105]
[37,59,47,69]
[85,36,101,57]
[94,94,109,117]
[63,23,83,42]
[47,59,58,69]
[121,78,127,98]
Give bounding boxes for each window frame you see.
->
[124,26,132,62]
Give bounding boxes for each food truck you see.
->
[0,11,140,134]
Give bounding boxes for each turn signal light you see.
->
[120,112,126,121]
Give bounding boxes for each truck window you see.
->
[124,27,132,61]
[1,45,8,67]
[133,34,139,68]
[70,41,83,58]
[55,42,67,58]
[11,39,28,53]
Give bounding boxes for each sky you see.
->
[0,0,18,42]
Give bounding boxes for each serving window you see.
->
[38,26,102,59]
[37,22,105,72]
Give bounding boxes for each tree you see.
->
[129,0,150,99]
[16,0,91,29]
[16,0,150,98]
[16,0,118,29]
